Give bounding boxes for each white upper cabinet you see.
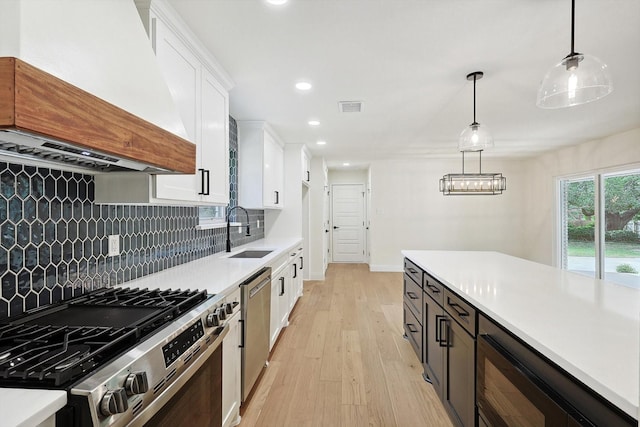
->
[238,121,284,209]
[94,1,231,206]
[301,148,311,186]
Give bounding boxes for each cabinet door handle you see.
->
[448,301,469,318]
[279,277,285,296]
[437,316,449,347]
[198,168,206,195]
[205,170,210,195]
[407,267,418,274]
[306,170,310,182]
[238,319,245,348]
[333,226,339,229]
[274,191,279,204]
[406,323,418,333]
[293,263,297,279]
[407,291,419,300]
[300,256,303,270]
[426,284,441,294]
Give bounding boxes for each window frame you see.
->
[556,163,640,282]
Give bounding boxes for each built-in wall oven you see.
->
[477,314,636,427]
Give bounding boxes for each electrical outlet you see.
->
[108,235,120,257]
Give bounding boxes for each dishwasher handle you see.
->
[248,276,271,298]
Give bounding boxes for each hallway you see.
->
[239,263,453,426]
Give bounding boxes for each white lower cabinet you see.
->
[268,245,304,351]
[222,304,241,427]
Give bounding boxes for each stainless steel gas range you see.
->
[0,286,239,426]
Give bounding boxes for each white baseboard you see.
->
[307,272,325,280]
[369,264,403,272]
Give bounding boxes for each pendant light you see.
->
[440,150,506,196]
[537,0,612,109]
[459,71,493,152]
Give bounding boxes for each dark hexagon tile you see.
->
[1,170,16,199]
[62,201,72,221]
[73,200,82,221]
[16,221,30,248]
[67,220,78,241]
[57,263,68,286]
[18,270,31,296]
[25,292,37,311]
[31,174,44,199]
[2,272,16,299]
[62,241,73,262]
[32,266,45,292]
[50,199,62,222]
[39,244,50,267]
[44,220,56,242]
[56,178,67,199]
[0,299,7,319]
[38,199,49,222]
[44,175,56,200]
[9,247,23,273]
[73,240,83,260]
[24,244,37,269]
[56,221,67,241]
[45,265,57,289]
[83,239,92,259]
[50,241,62,264]
[31,222,44,246]
[67,179,78,201]
[0,199,7,222]
[39,289,51,307]
[1,222,15,249]
[23,197,35,223]
[9,296,23,317]
[78,219,88,239]
[9,197,22,223]
[16,172,30,200]
[52,286,62,304]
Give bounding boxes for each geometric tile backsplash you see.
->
[0,116,264,319]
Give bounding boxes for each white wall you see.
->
[308,157,327,280]
[369,156,527,271]
[329,169,368,185]
[523,127,640,265]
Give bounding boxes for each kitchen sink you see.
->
[228,250,273,259]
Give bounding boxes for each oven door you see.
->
[129,326,228,427]
[477,334,577,427]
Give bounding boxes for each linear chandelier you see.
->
[440,150,506,196]
[537,0,613,108]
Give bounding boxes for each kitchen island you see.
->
[403,250,639,425]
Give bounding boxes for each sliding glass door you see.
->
[559,168,640,288]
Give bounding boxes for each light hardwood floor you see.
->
[239,263,453,427]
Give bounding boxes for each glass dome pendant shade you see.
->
[459,72,494,152]
[537,0,612,109]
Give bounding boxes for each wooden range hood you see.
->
[0,57,195,173]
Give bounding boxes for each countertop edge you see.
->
[0,388,67,427]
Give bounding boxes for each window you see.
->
[558,167,640,288]
[198,205,226,228]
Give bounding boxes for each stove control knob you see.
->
[224,302,234,315]
[125,371,149,396]
[216,307,227,321]
[100,388,129,416]
[206,311,220,327]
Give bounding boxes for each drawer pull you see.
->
[426,284,440,294]
[407,267,418,274]
[448,301,469,318]
[407,291,419,300]
[406,323,418,333]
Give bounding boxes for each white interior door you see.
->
[331,184,365,262]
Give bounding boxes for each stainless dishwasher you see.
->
[240,267,272,402]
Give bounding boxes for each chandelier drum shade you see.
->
[537,0,613,109]
[439,151,506,196]
[459,71,493,152]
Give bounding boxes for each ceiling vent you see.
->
[338,101,363,113]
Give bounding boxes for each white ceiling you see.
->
[167,0,640,168]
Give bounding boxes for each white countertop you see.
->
[122,237,302,296]
[0,237,301,427]
[402,250,640,420]
[0,388,66,426]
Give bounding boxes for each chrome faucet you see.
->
[226,206,251,252]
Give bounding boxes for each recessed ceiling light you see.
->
[343,162,350,166]
[308,120,320,126]
[266,0,288,5]
[317,141,326,145]
[296,81,312,91]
